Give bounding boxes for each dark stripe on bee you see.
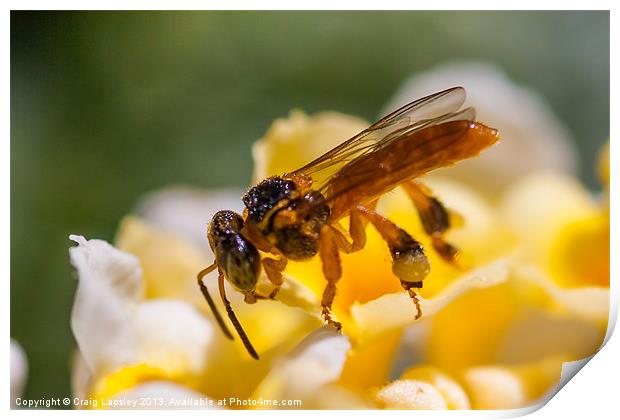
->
[401,280,424,289]
[420,196,451,235]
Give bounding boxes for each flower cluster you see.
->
[68,62,609,410]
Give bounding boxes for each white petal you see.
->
[382,61,578,195]
[252,326,351,402]
[109,381,217,410]
[133,186,244,249]
[375,379,448,409]
[401,366,471,409]
[11,339,28,408]
[69,235,144,376]
[70,350,93,401]
[255,271,321,316]
[134,299,214,375]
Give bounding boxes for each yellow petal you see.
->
[513,266,609,326]
[300,383,376,409]
[426,267,607,374]
[460,366,527,409]
[340,329,403,389]
[548,212,609,288]
[427,281,519,372]
[88,363,194,408]
[350,258,510,341]
[460,356,566,409]
[252,110,369,183]
[500,172,601,285]
[597,142,609,189]
[108,381,216,410]
[115,216,209,303]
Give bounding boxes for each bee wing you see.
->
[369,106,476,154]
[322,115,499,220]
[372,86,466,130]
[288,87,467,184]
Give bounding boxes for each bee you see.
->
[197,87,499,359]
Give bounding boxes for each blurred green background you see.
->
[11,11,609,403]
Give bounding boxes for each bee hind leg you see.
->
[401,281,423,320]
[401,180,460,264]
[351,205,430,319]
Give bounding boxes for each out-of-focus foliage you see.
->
[11,11,608,403]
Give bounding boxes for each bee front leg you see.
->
[319,224,343,331]
[401,180,460,264]
[351,205,429,320]
[262,255,287,298]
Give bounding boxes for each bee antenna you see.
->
[197,263,234,340]
[217,271,260,360]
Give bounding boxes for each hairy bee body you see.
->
[242,176,330,261]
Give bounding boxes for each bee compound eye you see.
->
[224,239,261,292]
[228,264,258,291]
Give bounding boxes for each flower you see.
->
[381,61,579,196]
[68,226,332,409]
[68,69,609,409]
[247,107,608,408]
[11,339,28,408]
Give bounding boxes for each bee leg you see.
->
[217,269,259,360]
[401,180,460,264]
[346,199,378,252]
[401,281,423,320]
[319,224,343,331]
[262,255,288,298]
[197,262,234,339]
[352,205,430,319]
[326,199,378,254]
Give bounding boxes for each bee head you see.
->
[208,210,261,292]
